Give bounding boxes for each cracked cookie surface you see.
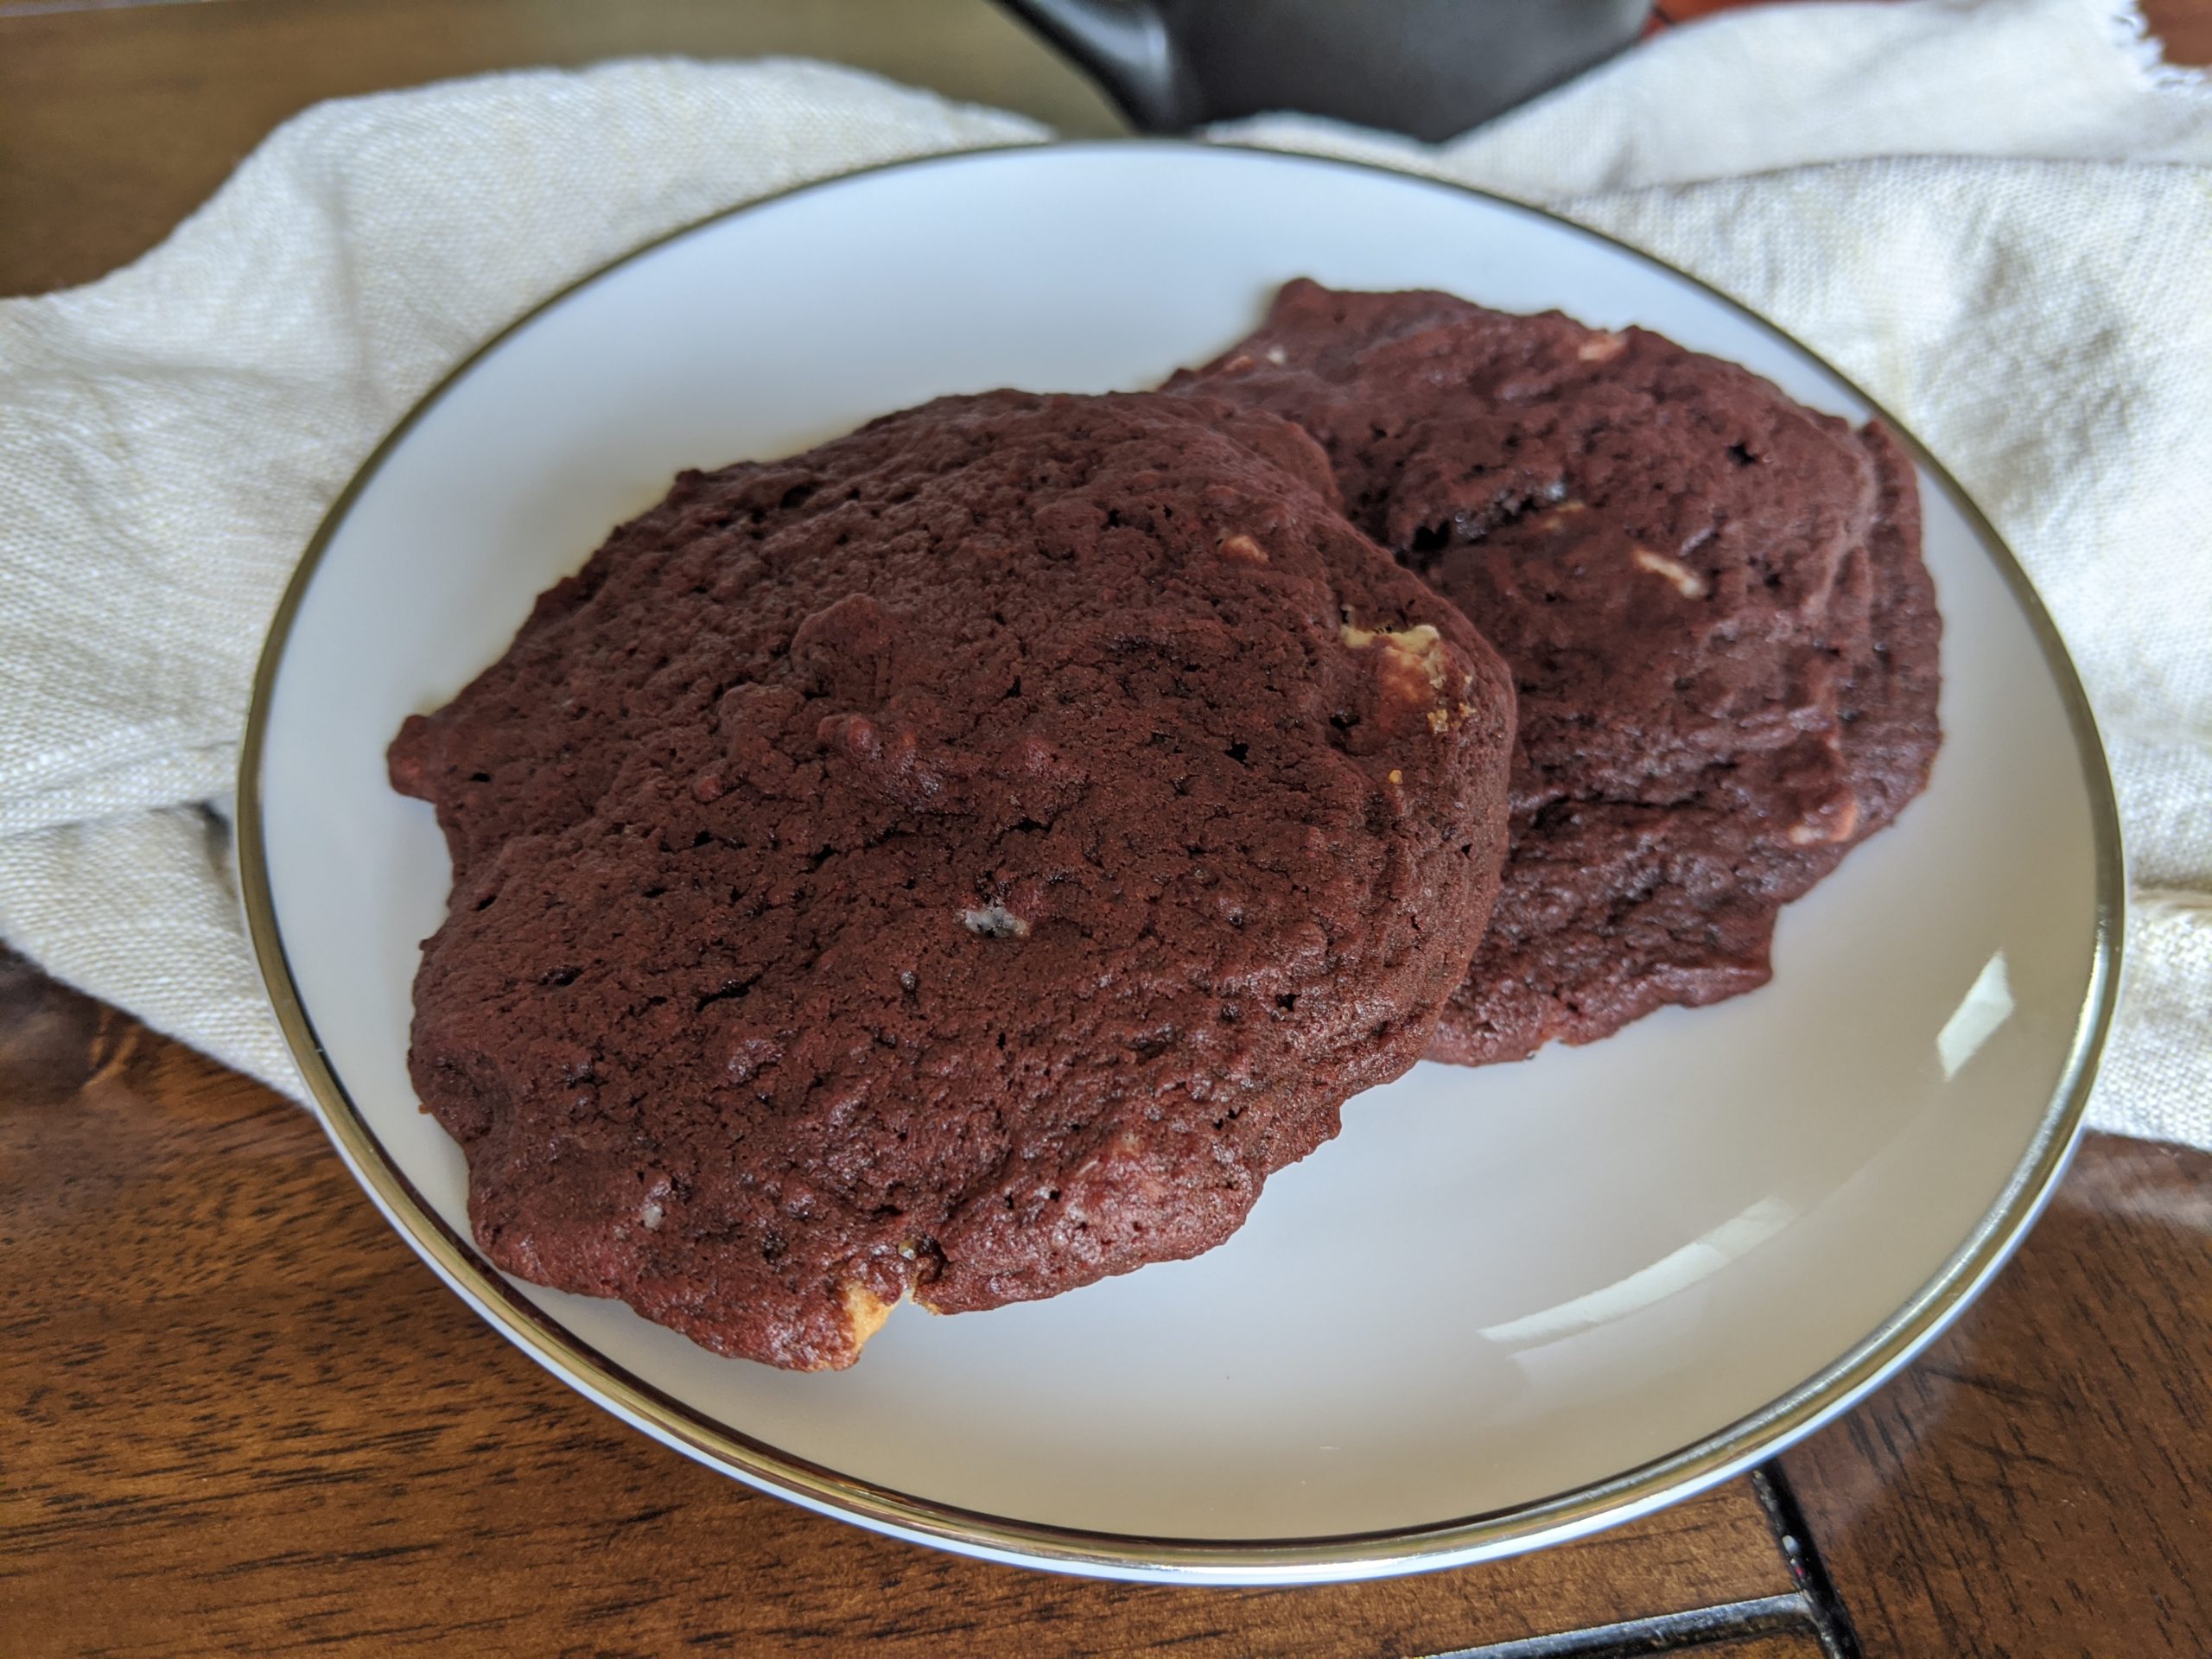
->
[390,390,1515,1370]
[1173,282,1941,1064]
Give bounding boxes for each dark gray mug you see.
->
[997,0,1651,143]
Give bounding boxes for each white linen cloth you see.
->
[0,0,2205,1145]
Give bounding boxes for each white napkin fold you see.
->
[2,0,2206,1145]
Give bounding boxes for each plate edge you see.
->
[232,137,2126,1584]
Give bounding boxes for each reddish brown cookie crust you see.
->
[1173,281,1941,1065]
[390,390,1514,1370]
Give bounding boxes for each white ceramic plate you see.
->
[241,143,2119,1584]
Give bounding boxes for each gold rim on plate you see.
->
[235,141,2124,1583]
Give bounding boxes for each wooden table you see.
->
[3,4,2207,1653]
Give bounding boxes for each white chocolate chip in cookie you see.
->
[1343,620,1465,734]
[841,1281,898,1353]
[1578,332,1627,363]
[1340,621,1449,690]
[1633,545,1710,600]
[962,901,1031,939]
[1218,533,1268,564]
[1264,345,1289,366]
[1534,499,1588,532]
[1787,794,1862,846]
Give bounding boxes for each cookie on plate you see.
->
[1173,281,1940,1064]
[390,390,1516,1369]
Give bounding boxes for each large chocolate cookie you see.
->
[390,390,1515,1370]
[1173,281,1940,1064]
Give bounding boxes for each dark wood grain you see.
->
[0,0,1124,299]
[1781,1133,2212,1659]
[2144,0,2212,64]
[1678,1634,1830,1659]
[0,967,1803,1659]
